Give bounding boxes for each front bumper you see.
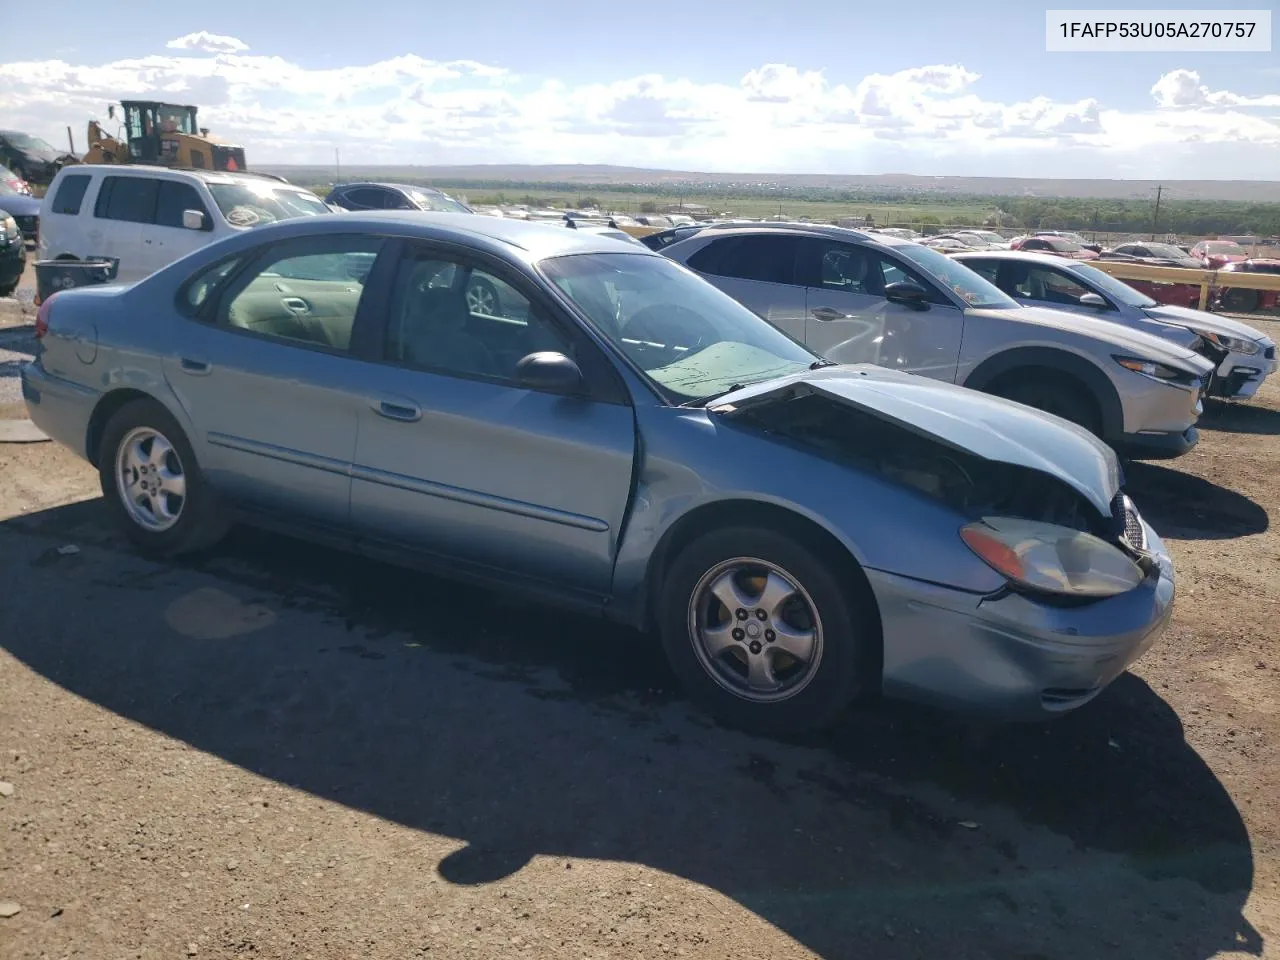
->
[871,518,1175,721]
[1211,346,1278,400]
[1115,426,1199,460]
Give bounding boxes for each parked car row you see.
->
[20,165,1273,733]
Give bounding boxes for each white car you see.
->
[954,250,1278,401]
[39,164,332,284]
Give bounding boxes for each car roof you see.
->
[673,221,904,247]
[336,181,451,195]
[951,250,1090,268]
[232,210,663,262]
[56,164,302,188]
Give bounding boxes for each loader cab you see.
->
[112,102,243,171]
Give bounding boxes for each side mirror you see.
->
[516,351,585,393]
[182,209,205,231]
[884,280,930,309]
[1078,292,1109,309]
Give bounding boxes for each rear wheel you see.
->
[659,525,873,733]
[0,281,16,298]
[1220,288,1260,313]
[97,398,227,557]
[988,371,1102,437]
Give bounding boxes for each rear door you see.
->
[164,234,389,532]
[681,235,808,339]
[797,239,965,380]
[87,175,154,281]
[348,240,636,596]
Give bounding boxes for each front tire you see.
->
[659,526,873,733]
[97,398,227,557]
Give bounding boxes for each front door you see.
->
[142,178,215,274]
[797,239,965,382]
[163,234,389,531]
[349,242,636,596]
[993,261,1112,318]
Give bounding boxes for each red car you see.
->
[1190,239,1248,269]
[1217,260,1280,313]
[1010,235,1100,260]
[0,164,31,196]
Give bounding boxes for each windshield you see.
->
[540,253,818,402]
[1143,243,1188,259]
[895,242,1018,309]
[1,131,56,153]
[408,189,472,214]
[1045,237,1085,252]
[208,183,330,226]
[1068,263,1158,308]
[975,231,1005,243]
[1204,241,1246,255]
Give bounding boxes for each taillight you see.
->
[34,292,57,339]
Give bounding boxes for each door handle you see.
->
[281,297,310,313]
[810,307,845,322]
[179,357,211,375]
[374,399,422,422]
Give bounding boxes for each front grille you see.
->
[13,215,37,239]
[1110,492,1147,553]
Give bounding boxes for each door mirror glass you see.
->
[182,209,205,231]
[1078,291,1108,309]
[515,351,584,392]
[884,280,930,308]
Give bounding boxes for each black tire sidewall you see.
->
[658,525,870,733]
[97,398,223,557]
[996,375,1100,436]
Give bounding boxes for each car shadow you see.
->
[1199,399,1280,437]
[1123,461,1269,540]
[1,500,1261,960]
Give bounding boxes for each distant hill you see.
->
[255,163,1280,203]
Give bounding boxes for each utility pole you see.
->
[1151,185,1162,240]
[335,147,341,184]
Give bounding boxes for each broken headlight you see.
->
[960,517,1145,598]
[1199,331,1261,356]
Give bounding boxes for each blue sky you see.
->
[1,0,1277,176]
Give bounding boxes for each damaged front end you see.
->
[709,372,1158,588]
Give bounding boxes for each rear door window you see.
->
[687,236,801,285]
[50,174,91,215]
[94,176,160,224]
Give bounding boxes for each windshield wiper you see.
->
[809,358,838,369]
[679,384,746,408]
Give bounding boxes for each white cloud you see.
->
[1151,68,1280,108]
[165,31,249,55]
[0,45,1276,177]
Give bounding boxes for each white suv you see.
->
[39,165,331,284]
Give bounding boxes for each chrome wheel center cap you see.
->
[745,621,762,639]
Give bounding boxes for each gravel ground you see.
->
[0,313,1278,959]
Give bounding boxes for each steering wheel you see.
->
[623,304,718,362]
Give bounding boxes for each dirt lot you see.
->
[1,317,1279,959]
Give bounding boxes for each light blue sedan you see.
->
[23,213,1175,731]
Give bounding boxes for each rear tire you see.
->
[0,281,16,298]
[97,398,228,558]
[988,371,1103,437]
[658,525,873,733]
[1220,288,1260,313]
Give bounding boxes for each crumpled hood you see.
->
[1143,304,1273,346]
[983,305,1213,373]
[709,364,1122,515]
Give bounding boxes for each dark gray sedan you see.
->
[23,213,1175,731]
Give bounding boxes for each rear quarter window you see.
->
[50,174,92,215]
